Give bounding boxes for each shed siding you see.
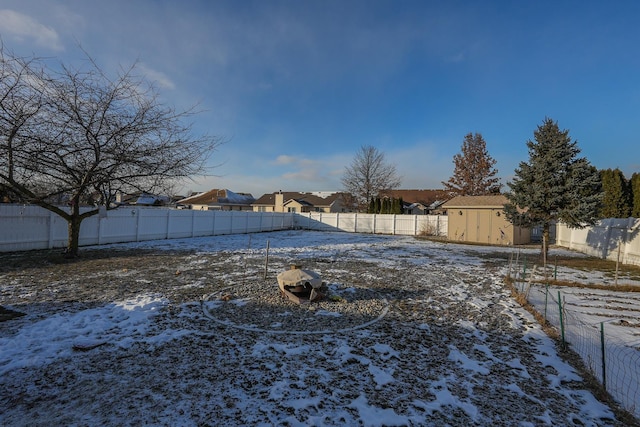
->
[444,196,531,246]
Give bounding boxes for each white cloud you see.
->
[137,63,175,90]
[273,155,297,165]
[273,155,336,186]
[0,9,63,51]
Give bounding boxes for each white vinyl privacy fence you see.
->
[556,218,640,267]
[0,205,295,252]
[295,212,447,236]
[0,205,447,252]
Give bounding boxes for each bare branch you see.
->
[341,145,402,211]
[0,48,222,255]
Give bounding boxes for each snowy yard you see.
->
[0,230,635,426]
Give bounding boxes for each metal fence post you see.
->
[558,291,565,347]
[544,283,549,320]
[600,322,606,391]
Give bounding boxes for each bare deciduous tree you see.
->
[442,132,501,196]
[0,47,222,256]
[341,145,401,211]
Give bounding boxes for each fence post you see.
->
[135,209,141,242]
[166,209,171,239]
[544,283,549,319]
[600,322,607,391]
[558,291,565,347]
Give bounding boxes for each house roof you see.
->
[441,195,509,208]
[253,192,343,207]
[379,189,452,205]
[135,194,169,205]
[178,189,255,206]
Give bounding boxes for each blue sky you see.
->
[1,1,639,198]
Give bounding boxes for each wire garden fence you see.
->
[508,251,640,419]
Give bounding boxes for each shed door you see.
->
[474,210,490,243]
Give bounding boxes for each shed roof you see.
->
[441,195,509,208]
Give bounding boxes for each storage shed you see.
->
[442,195,530,245]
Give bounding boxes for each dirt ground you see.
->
[0,232,637,426]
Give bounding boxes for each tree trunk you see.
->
[66,201,82,257]
[66,217,82,257]
[541,223,550,263]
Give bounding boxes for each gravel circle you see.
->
[201,281,390,334]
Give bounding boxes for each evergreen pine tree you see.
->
[505,118,602,258]
[599,168,631,218]
[631,173,640,218]
[368,197,375,214]
[375,197,381,214]
[398,197,404,214]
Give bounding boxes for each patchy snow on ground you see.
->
[0,231,632,426]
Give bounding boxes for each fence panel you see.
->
[0,205,59,251]
[93,209,138,244]
[354,214,375,234]
[372,214,395,234]
[137,209,171,240]
[246,212,264,233]
[190,211,213,237]
[393,215,417,235]
[416,215,446,236]
[337,213,357,233]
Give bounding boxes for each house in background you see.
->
[442,195,530,245]
[115,192,172,207]
[252,191,349,213]
[380,189,451,215]
[177,189,255,211]
[402,199,448,215]
[134,193,171,206]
